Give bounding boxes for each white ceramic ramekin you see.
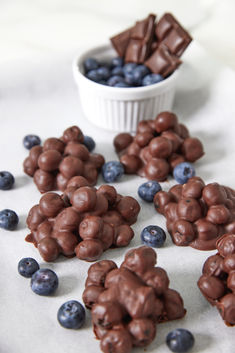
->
[73,44,179,132]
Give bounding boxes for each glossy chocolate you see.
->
[83,246,186,353]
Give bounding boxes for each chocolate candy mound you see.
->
[198,233,235,326]
[23,126,105,193]
[154,177,235,250]
[83,246,186,353]
[114,112,204,181]
[25,182,140,262]
[110,13,192,77]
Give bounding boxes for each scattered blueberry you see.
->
[123,63,137,74]
[18,257,40,278]
[86,69,103,82]
[125,71,139,85]
[166,328,195,353]
[0,171,15,190]
[97,66,111,80]
[0,209,19,230]
[84,58,99,72]
[111,57,124,67]
[107,75,125,87]
[31,269,58,296]
[83,135,96,152]
[142,73,164,86]
[57,300,86,329]
[138,181,162,202]
[111,66,124,77]
[141,225,166,248]
[114,82,130,88]
[23,135,41,150]
[173,162,195,184]
[102,161,124,183]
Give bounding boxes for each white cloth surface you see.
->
[0,39,235,353]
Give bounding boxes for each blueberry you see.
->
[124,71,138,86]
[142,73,164,86]
[84,58,99,72]
[166,328,195,352]
[31,269,58,296]
[57,300,86,329]
[107,75,125,87]
[173,162,195,184]
[0,171,15,190]
[18,257,40,278]
[86,69,102,82]
[23,135,41,150]
[138,181,162,202]
[133,65,150,83]
[102,161,124,183]
[83,135,95,152]
[111,57,123,67]
[97,66,111,80]
[123,63,137,74]
[0,209,19,230]
[99,80,108,85]
[114,82,130,88]
[141,225,166,248]
[111,66,124,77]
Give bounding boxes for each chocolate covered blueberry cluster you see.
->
[154,177,235,250]
[114,111,204,181]
[25,179,140,262]
[23,126,104,193]
[83,246,186,353]
[198,233,235,326]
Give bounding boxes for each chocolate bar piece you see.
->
[125,14,156,63]
[155,13,192,56]
[145,44,181,77]
[110,27,133,58]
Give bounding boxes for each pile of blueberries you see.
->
[83,57,164,87]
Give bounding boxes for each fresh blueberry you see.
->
[142,73,164,86]
[125,71,139,86]
[107,75,125,87]
[138,181,162,202]
[97,66,111,80]
[84,58,99,72]
[57,300,86,329]
[23,135,41,150]
[0,171,15,190]
[86,69,103,82]
[83,135,95,152]
[111,66,124,77]
[111,57,123,67]
[173,162,195,184]
[133,65,150,83]
[123,63,137,74]
[166,328,195,352]
[141,225,166,248]
[99,80,108,85]
[102,161,124,183]
[114,82,130,88]
[31,269,58,296]
[18,257,40,278]
[0,209,19,230]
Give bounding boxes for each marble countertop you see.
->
[0,2,235,353]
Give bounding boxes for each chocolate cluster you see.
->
[25,179,140,262]
[110,13,192,77]
[198,233,235,326]
[83,246,186,353]
[23,126,105,193]
[114,111,204,181]
[154,177,235,250]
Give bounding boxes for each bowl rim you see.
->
[72,43,179,93]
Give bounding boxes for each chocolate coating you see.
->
[38,237,60,262]
[83,246,186,353]
[64,142,89,161]
[144,158,170,181]
[33,169,55,193]
[71,186,97,212]
[75,239,103,261]
[43,138,65,153]
[59,156,84,179]
[38,150,62,172]
[62,125,84,143]
[120,155,141,174]
[114,133,133,153]
[39,193,65,217]
[155,112,178,133]
[149,137,173,159]
[181,137,204,162]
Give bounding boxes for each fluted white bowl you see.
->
[73,44,179,132]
